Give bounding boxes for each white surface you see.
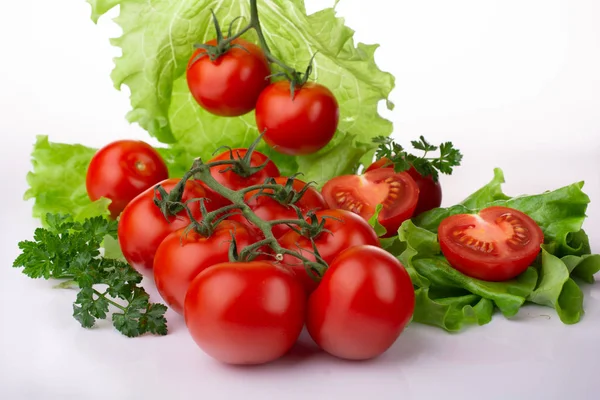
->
[1,1,600,399]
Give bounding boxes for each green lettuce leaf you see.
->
[399,221,538,318]
[413,168,591,257]
[562,253,600,283]
[25,136,190,225]
[398,168,598,330]
[413,289,494,332]
[460,168,510,208]
[86,0,394,184]
[527,249,584,324]
[25,136,112,224]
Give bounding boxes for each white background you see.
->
[1,0,599,399]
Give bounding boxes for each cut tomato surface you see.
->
[438,206,544,281]
[322,168,419,237]
[365,158,442,216]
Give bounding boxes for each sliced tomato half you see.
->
[321,168,419,237]
[438,206,544,281]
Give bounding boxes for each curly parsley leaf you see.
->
[13,213,168,337]
[372,136,463,181]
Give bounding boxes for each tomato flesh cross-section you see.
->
[322,168,419,237]
[438,206,544,281]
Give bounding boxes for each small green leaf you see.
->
[367,204,387,237]
[73,287,109,328]
[140,304,168,336]
[411,136,437,152]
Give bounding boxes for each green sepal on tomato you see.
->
[187,38,271,117]
[278,209,380,293]
[153,220,259,314]
[255,81,340,156]
[243,176,326,238]
[117,178,207,276]
[208,148,280,191]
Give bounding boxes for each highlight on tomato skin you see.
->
[207,148,280,191]
[306,245,415,361]
[243,176,326,238]
[152,220,258,315]
[438,206,544,282]
[117,178,207,277]
[278,209,381,293]
[183,261,307,365]
[321,168,419,238]
[86,140,169,219]
[255,81,340,156]
[186,38,271,117]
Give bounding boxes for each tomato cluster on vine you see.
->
[185,6,340,156]
[101,141,414,364]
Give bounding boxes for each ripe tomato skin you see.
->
[186,38,270,117]
[307,245,415,361]
[438,206,544,281]
[278,209,380,293]
[322,169,419,238]
[208,148,280,191]
[184,261,306,365]
[255,81,340,155]
[243,177,326,238]
[366,158,442,215]
[118,178,206,276]
[153,221,256,315]
[86,140,169,218]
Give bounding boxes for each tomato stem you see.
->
[214,0,308,86]
[156,159,328,275]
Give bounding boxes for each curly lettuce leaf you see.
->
[86,0,394,184]
[398,169,598,330]
[527,249,585,324]
[399,221,538,318]
[25,136,111,224]
[413,289,494,332]
[25,136,190,225]
[460,168,510,208]
[562,253,600,283]
[413,168,591,256]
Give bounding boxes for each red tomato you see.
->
[278,209,380,293]
[153,221,257,314]
[86,140,168,218]
[322,168,419,238]
[438,206,544,281]
[243,177,326,238]
[186,38,270,117]
[118,178,206,276]
[255,81,339,155]
[208,148,279,191]
[307,245,415,360]
[184,261,306,365]
[366,157,442,215]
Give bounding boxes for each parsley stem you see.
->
[93,289,126,311]
[54,279,78,289]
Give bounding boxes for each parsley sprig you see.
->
[373,136,463,181]
[13,214,167,337]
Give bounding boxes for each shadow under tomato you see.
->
[366,324,430,365]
